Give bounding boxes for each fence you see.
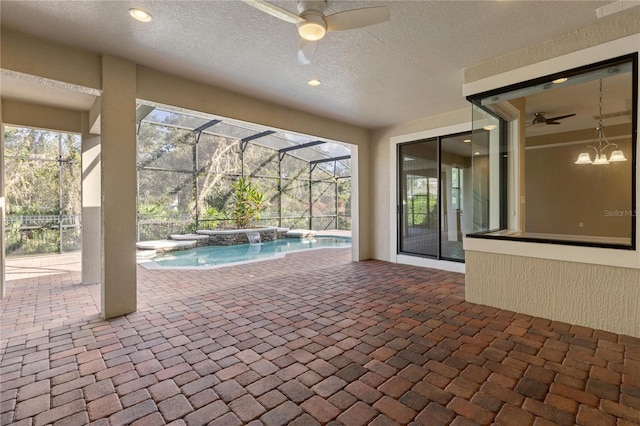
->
[137,213,351,241]
[5,215,82,256]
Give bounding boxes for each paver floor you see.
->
[1,248,639,425]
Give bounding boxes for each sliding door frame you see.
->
[389,123,471,273]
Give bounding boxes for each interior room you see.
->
[469,56,635,246]
[1,1,639,425]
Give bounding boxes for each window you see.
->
[467,54,637,249]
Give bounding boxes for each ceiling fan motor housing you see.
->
[297,12,326,40]
[533,112,547,126]
[298,0,327,14]
[297,1,327,41]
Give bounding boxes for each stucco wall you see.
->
[1,99,83,133]
[464,8,640,84]
[466,251,640,337]
[462,21,639,337]
[1,28,102,90]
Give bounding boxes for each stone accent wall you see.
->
[198,227,282,246]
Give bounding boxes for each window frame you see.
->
[465,53,638,251]
[396,130,473,263]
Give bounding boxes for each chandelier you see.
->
[574,79,627,165]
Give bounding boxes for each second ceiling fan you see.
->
[241,0,390,64]
[529,112,576,127]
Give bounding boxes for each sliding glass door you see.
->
[399,139,438,256]
[398,131,472,262]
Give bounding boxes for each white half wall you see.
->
[466,251,640,337]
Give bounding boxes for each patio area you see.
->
[1,250,639,425]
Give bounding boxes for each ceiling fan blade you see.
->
[546,122,561,125]
[545,113,575,122]
[297,39,317,65]
[240,0,303,24]
[325,6,390,32]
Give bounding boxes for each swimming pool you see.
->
[141,237,351,269]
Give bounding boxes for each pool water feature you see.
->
[142,237,351,268]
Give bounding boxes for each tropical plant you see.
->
[228,177,267,229]
[197,206,225,230]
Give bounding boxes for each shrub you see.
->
[228,177,267,229]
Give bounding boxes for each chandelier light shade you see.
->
[592,154,610,165]
[609,150,627,162]
[574,79,626,165]
[574,152,593,164]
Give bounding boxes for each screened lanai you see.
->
[136,104,352,241]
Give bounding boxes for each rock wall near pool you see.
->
[195,227,289,246]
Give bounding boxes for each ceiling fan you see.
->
[241,0,390,64]
[529,112,576,127]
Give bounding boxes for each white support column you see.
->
[353,140,373,261]
[101,56,137,318]
[81,109,101,286]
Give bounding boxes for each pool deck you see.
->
[3,250,639,425]
[136,239,198,252]
[315,229,352,238]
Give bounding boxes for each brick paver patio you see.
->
[1,248,639,425]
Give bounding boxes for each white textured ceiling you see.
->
[0,0,616,128]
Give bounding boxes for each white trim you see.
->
[390,123,472,146]
[397,254,466,273]
[464,237,639,269]
[389,122,471,270]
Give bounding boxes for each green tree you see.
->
[228,177,267,229]
[3,127,81,255]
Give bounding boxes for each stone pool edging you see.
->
[137,227,296,253]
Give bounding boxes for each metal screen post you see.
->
[278,154,283,228]
[58,134,63,254]
[193,132,199,231]
[241,144,245,179]
[335,160,338,230]
[309,164,313,230]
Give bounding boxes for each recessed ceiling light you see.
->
[483,124,497,131]
[552,77,568,84]
[463,139,471,143]
[474,152,480,156]
[129,8,152,22]
[308,79,321,86]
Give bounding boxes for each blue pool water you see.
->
[149,237,351,268]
